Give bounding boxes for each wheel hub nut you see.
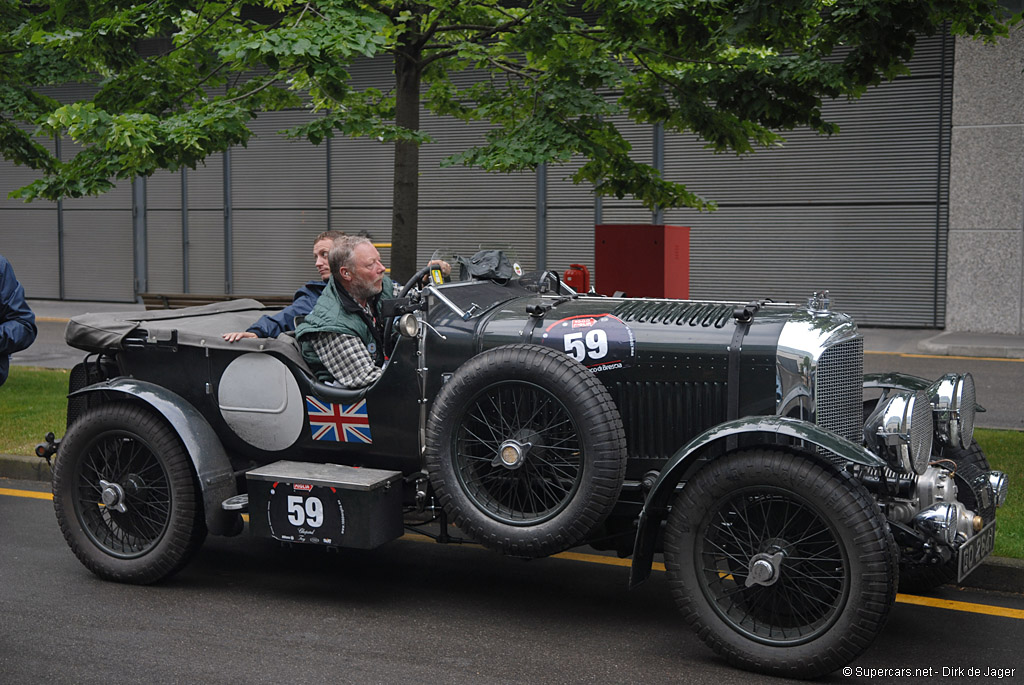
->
[745,551,785,588]
[494,440,532,469]
[500,445,520,465]
[99,479,128,514]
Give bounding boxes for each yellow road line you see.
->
[896,593,1024,620]
[866,350,1024,363]
[0,487,52,500]
[549,552,1024,611]
[552,549,667,573]
[401,534,669,572]
[4,487,1021,618]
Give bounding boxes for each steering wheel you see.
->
[383,264,434,354]
[541,270,562,293]
[400,265,432,298]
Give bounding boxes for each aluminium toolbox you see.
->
[246,460,404,549]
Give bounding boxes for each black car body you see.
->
[51,268,1009,679]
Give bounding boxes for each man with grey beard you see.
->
[295,236,394,388]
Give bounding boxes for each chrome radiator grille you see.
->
[815,337,864,445]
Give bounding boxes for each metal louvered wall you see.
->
[417,117,536,265]
[1,33,953,325]
[662,35,953,327]
[229,111,329,295]
[0,133,60,298]
[655,36,951,327]
[57,139,136,301]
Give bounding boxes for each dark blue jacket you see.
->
[246,278,327,338]
[0,256,37,386]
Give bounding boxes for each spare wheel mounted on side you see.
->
[425,344,627,557]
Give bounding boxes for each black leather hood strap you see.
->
[727,301,767,423]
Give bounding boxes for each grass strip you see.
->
[978,428,1023,559]
[0,366,69,456]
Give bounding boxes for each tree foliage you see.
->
[0,0,1014,277]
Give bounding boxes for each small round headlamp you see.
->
[398,313,420,338]
[913,502,957,545]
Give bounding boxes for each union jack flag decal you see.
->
[305,396,372,444]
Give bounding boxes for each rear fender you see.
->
[69,378,241,537]
[628,416,887,588]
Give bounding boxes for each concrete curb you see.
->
[918,331,1024,359]
[957,555,1024,594]
[1,453,52,483]
[1,451,1020,596]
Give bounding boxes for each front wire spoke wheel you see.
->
[663,448,896,679]
[698,489,848,643]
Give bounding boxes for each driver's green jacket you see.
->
[295,275,394,383]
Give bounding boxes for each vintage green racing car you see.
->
[42,256,1009,679]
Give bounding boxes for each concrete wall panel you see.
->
[949,126,1024,231]
[946,229,1022,332]
[953,27,1024,127]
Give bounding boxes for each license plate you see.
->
[957,520,996,582]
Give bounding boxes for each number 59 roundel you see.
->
[539,314,636,373]
[267,483,346,545]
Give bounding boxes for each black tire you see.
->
[663,449,896,679]
[898,439,990,593]
[425,344,627,557]
[53,402,207,584]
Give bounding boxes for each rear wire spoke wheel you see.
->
[663,449,896,679]
[53,402,206,584]
[76,431,172,557]
[426,344,626,557]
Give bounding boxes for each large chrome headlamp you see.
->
[927,373,976,449]
[864,390,934,475]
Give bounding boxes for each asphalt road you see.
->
[10,318,79,369]
[3,481,1023,685]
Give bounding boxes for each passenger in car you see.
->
[295,236,395,388]
[221,229,345,342]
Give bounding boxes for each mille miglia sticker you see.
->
[541,314,636,372]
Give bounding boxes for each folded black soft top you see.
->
[64,299,307,367]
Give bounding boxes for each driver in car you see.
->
[295,236,395,388]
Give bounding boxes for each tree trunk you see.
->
[391,40,421,283]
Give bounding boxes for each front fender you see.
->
[69,378,241,537]
[863,371,932,392]
[628,416,886,589]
